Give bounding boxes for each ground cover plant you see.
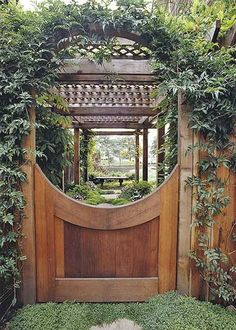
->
[8,292,236,330]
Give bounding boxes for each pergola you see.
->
[54,37,165,184]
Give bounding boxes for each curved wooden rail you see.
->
[35,164,179,230]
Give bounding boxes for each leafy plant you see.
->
[120,181,154,201]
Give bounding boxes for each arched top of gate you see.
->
[35,164,179,230]
[56,23,148,52]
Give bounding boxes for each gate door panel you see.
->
[35,165,179,302]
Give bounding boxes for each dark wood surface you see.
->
[64,218,158,278]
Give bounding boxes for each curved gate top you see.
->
[35,164,179,302]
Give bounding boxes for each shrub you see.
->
[85,191,106,205]
[66,182,100,201]
[120,181,154,201]
[111,198,130,206]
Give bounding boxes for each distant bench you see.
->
[94,177,129,188]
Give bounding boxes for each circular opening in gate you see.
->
[36,28,178,207]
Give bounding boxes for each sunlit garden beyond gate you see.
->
[0,0,236,329]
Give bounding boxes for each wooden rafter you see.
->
[58,73,154,83]
[55,106,159,117]
[72,122,154,129]
[92,130,140,136]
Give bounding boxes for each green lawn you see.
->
[8,292,236,330]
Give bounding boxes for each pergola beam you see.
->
[72,122,154,129]
[93,130,140,136]
[135,132,140,181]
[56,107,159,117]
[58,73,155,83]
[74,128,80,184]
[143,128,148,181]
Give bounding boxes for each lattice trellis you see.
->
[57,83,156,108]
[75,43,151,59]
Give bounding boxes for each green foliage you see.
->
[8,292,236,330]
[1,0,236,310]
[0,0,61,297]
[66,182,106,205]
[80,130,96,181]
[36,108,73,186]
[111,198,130,205]
[148,1,236,303]
[120,181,154,201]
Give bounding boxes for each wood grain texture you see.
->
[74,128,80,184]
[143,128,148,181]
[35,163,48,301]
[177,92,194,295]
[189,132,202,297]
[53,278,158,302]
[55,217,65,278]
[35,164,179,302]
[64,219,159,278]
[35,167,181,230]
[135,133,140,181]
[21,103,36,304]
[159,166,179,292]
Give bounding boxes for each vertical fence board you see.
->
[177,93,193,295]
[21,103,36,304]
[159,167,179,292]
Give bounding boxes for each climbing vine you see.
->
[0,1,235,318]
[150,2,236,302]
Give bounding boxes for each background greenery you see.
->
[0,0,235,322]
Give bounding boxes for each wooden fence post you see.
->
[177,92,194,295]
[135,132,140,181]
[156,126,165,185]
[143,128,148,181]
[74,128,80,184]
[21,95,36,304]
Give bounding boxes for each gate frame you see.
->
[21,92,192,304]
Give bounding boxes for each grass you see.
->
[8,292,236,330]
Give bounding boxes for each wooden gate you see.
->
[35,165,179,302]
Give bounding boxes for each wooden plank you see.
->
[143,128,148,181]
[94,131,138,136]
[135,133,140,181]
[55,217,65,278]
[35,164,178,230]
[57,106,159,117]
[72,122,154,129]
[74,128,80,184]
[56,28,145,52]
[220,23,236,46]
[205,20,221,42]
[64,219,158,278]
[156,126,165,184]
[35,164,48,301]
[159,166,179,292]
[61,59,152,75]
[58,73,155,83]
[177,92,194,295]
[189,132,203,298]
[53,278,158,302]
[21,98,36,304]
